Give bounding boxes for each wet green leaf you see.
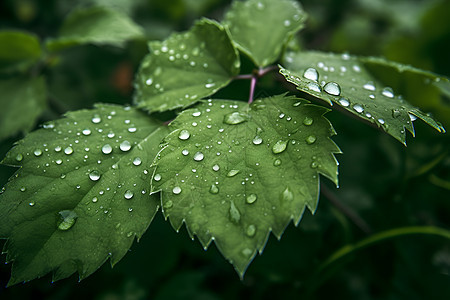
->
[151,95,340,276]
[134,18,240,113]
[0,104,168,285]
[279,51,446,144]
[0,31,42,72]
[0,76,47,141]
[46,6,145,51]
[223,0,307,67]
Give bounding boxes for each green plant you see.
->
[0,0,448,289]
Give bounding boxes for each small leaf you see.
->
[223,0,307,67]
[0,104,168,285]
[279,51,446,144]
[0,76,47,141]
[134,18,240,113]
[151,95,340,276]
[0,30,42,72]
[46,6,145,51]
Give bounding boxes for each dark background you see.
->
[0,0,449,299]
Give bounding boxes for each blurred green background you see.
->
[0,0,449,299]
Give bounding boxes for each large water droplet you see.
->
[34,149,42,156]
[353,104,364,113]
[409,113,417,122]
[272,140,288,154]
[209,184,219,194]
[124,190,134,199]
[382,87,394,98]
[120,140,132,152]
[89,170,101,181]
[323,82,341,96]
[178,130,190,140]
[193,152,204,161]
[15,153,23,161]
[246,225,256,237]
[303,117,313,126]
[227,169,240,177]
[307,82,321,93]
[378,118,385,125]
[57,210,78,231]
[363,82,376,91]
[133,157,142,166]
[306,135,316,144]
[164,200,173,209]
[246,194,257,204]
[223,112,248,125]
[154,174,162,181]
[339,98,350,107]
[172,186,182,194]
[82,129,91,136]
[303,68,319,81]
[64,147,73,155]
[102,144,112,154]
[212,164,220,171]
[252,136,263,145]
[229,200,241,223]
[92,115,101,124]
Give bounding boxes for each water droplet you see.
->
[352,65,361,72]
[341,53,351,60]
[15,154,23,161]
[182,149,189,156]
[89,170,101,181]
[363,82,376,91]
[192,111,201,117]
[282,187,294,201]
[279,113,285,119]
[303,117,313,126]
[57,210,78,231]
[246,224,256,237]
[252,136,263,145]
[120,140,132,152]
[29,202,35,206]
[382,87,394,98]
[64,147,73,155]
[273,159,282,166]
[209,184,219,194]
[55,159,62,165]
[306,135,316,144]
[311,161,318,168]
[92,197,98,203]
[193,152,204,161]
[353,104,364,113]
[205,83,215,89]
[34,149,42,156]
[338,98,350,107]
[246,194,257,204]
[307,82,321,93]
[272,140,288,154]
[229,200,240,223]
[392,109,401,118]
[178,130,190,140]
[164,200,173,209]
[124,190,134,199]
[284,19,291,27]
[303,67,319,81]
[145,78,153,85]
[242,248,252,257]
[223,112,248,125]
[172,186,182,194]
[212,164,220,171]
[133,157,142,166]
[154,174,162,181]
[82,129,91,136]
[378,118,385,125]
[102,144,112,154]
[409,113,417,121]
[227,169,240,177]
[20,187,26,192]
[92,115,101,124]
[128,127,137,133]
[323,82,341,96]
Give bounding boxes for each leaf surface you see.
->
[134,18,240,112]
[46,6,144,51]
[0,76,47,141]
[279,51,446,144]
[0,104,168,285]
[151,95,340,276]
[0,31,42,72]
[223,0,307,67]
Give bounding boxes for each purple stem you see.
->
[248,76,257,103]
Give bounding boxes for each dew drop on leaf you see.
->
[227,169,240,177]
[303,117,313,126]
[82,129,91,136]
[272,140,288,154]
[212,164,220,171]
[305,135,317,144]
[33,149,42,157]
[124,190,134,200]
[409,113,417,122]
[307,82,321,93]
[102,144,112,154]
[382,87,394,98]
[92,115,101,124]
[178,130,190,140]
[29,202,35,206]
[392,109,401,118]
[172,186,182,195]
[281,187,294,201]
[164,200,173,209]
[223,112,248,125]
[353,104,364,113]
[303,67,319,81]
[15,154,23,162]
[246,224,256,237]
[64,147,73,155]
[229,200,241,223]
[323,82,341,96]
[339,98,350,107]
[363,81,376,91]
[57,210,78,231]
[89,170,101,181]
[378,118,385,125]
[132,157,142,166]
[20,187,26,192]
[92,197,98,203]
[120,140,132,152]
[182,149,189,156]
[154,174,162,181]
[242,248,252,257]
[252,136,263,145]
[246,193,257,204]
[209,184,219,194]
[273,159,282,166]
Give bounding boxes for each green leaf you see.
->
[134,18,240,113]
[223,0,307,67]
[0,76,47,141]
[46,6,145,51]
[0,104,168,285]
[151,95,340,276]
[0,31,42,72]
[279,51,446,144]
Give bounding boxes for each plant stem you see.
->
[248,76,257,103]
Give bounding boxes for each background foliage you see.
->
[0,0,449,299]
